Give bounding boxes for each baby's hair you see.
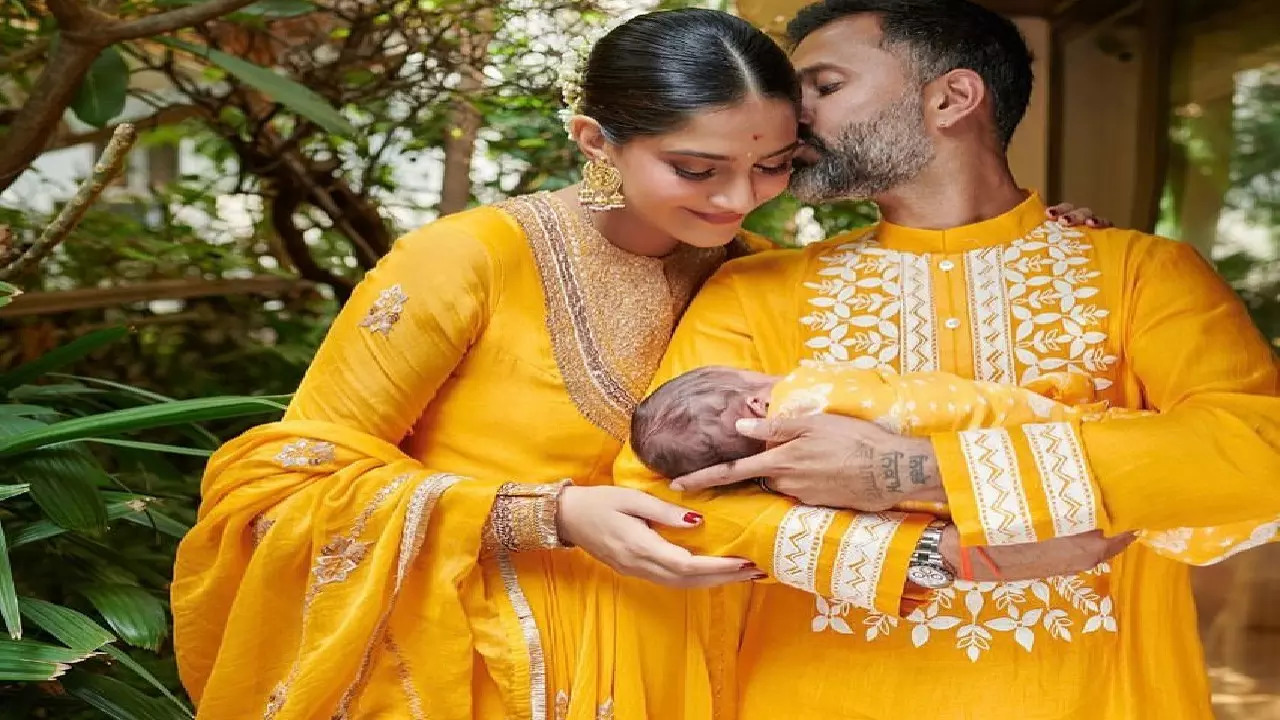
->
[631,366,765,478]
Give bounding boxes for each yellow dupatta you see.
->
[172,206,538,719]
[172,419,507,719]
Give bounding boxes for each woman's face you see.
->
[610,96,799,248]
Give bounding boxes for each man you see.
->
[614,0,1280,717]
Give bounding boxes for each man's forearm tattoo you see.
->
[880,450,904,493]
[909,455,929,486]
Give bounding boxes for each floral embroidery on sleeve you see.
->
[359,284,409,336]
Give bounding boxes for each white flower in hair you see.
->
[557,13,632,132]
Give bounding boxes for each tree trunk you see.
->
[438,10,494,216]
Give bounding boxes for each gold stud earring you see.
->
[578,157,625,212]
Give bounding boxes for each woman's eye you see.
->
[756,162,792,176]
[673,166,715,181]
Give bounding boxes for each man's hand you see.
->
[671,414,947,511]
[938,524,1137,582]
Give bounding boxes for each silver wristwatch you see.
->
[906,521,955,590]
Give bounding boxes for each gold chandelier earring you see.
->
[578,156,625,212]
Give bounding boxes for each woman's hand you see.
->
[556,485,761,588]
[1046,202,1112,228]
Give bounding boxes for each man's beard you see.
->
[790,89,935,203]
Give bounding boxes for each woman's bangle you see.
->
[488,479,574,553]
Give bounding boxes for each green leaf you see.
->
[0,639,97,664]
[19,597,116,651]
[10,448,109,532]
[153,0,313,16]
[69,437,214,458]
[0,327,128,390]
[65,672,184,720]
[47,374,174,403]
[0,413,45,437]
[0,395,285,457]
[7,384,107,403]
[46,375,224,449]
[120,508,191,540]
[157,37,355,137]
[10,500,150,548]
[80,584,168,651]
[0,282,19,309]
[0,404,62,419]
[68,45,130,128]
[0,655,68,681]
[0,520,20,639]
[236,0,315,17]
[0,484,30,501]
[103,645,195,718]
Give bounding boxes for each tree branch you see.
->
[0,124,138,282]
[277,150,382,269]
[0,226,19,268]
[0,276,311,317]
[269,190,355,300]
[0,37,52,74]
[45,0,110,32]
[47,105,205,152]
[101,0,261,43]
[0,36,102,193]
[0,0,259,193]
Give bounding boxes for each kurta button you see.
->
[939,259,955,271]
[944,317,961,329]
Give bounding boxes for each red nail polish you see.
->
[683,512,702,525]
[740,561,757,570]
[751,572,767,580]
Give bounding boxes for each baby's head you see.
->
[631,366,780,479]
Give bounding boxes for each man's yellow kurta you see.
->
[614,192,1280,719]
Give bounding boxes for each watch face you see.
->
[907,564,953,590]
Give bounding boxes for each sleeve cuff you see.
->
[872,513,932,617]
[933,423,1105,547]
[770,506,931,616]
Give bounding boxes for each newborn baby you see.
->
[630,361,1261,565]
[630,362,1118,480]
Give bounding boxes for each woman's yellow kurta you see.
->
[171,192,770,720]
[613,192,1280,719]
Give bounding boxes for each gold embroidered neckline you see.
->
[498,192,726,440]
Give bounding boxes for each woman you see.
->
[171,9,1100,719]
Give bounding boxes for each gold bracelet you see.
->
[487,479,572,553]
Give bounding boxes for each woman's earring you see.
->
[578,157,625,212]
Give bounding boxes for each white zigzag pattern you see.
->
[1024,422,1097,536]
[958,429,1036,546]
[830,513,905,610]
[773,505,837,593]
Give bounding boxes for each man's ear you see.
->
[924,68,987,131]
